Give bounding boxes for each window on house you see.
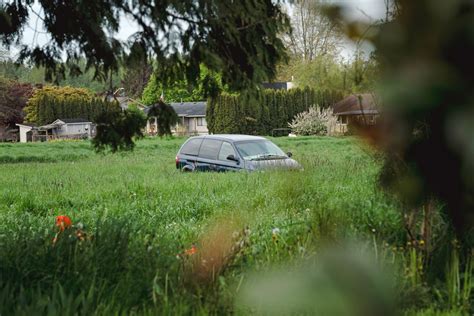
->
[197,117,207,126]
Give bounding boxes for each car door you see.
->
[197,138,222,171]
[216,141,241,172]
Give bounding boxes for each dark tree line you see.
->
[207,88,342,135]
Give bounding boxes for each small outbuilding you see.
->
[16,123,36,143]
[332,93,380,125]
[16,118,94,143]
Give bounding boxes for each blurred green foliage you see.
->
[368,0,474,234]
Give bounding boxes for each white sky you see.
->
[10,0,387,60]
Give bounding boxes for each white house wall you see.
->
[18,126,32,143]
[64,123,92,136]
[148,116,208,135]
[186,117,208,135]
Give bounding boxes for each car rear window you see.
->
[199,139,222,160]
[180,138,203,156]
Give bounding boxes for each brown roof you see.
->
[332,93,379,115]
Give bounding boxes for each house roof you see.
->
[144,101,207,117]
[332,93,380,116]
[56,118,91,124]
[170,102,206,117]
[16,123,36,128]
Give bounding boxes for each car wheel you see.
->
[182,166,194,172]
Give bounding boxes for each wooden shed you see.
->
[332,93,380,125]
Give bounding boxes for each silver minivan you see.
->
[176,134,301,172]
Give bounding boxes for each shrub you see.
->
[288,106,338,136]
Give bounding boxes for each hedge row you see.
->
[206,88,343,135]
[33,95,119,125]
[24,86,120,125]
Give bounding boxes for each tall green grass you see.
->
[0,137,471,315]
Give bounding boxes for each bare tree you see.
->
[285,0,342,61]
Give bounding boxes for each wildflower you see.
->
[371,228,376,233]
[185,244,198,255]
[419,240,425,246]
[75,229,86,241]
[55,215,72,231]
[272,228,280,242]
[243,226,251,236]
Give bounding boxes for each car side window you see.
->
[218,142,236,161]
[180,138,203,156]
[199,139,222,160]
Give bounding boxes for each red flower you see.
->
[185,244,198,255]
[56,215,72,231]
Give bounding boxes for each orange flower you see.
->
[185,244,198,255]
[55,215,72,231]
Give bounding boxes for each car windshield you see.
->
[235,140,287,160]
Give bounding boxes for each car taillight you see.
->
[175,156,179,168]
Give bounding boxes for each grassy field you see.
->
[0,137,471,315]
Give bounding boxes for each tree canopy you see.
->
[141,65,224,105]
[0,0,289,91]
[0,76,34,128]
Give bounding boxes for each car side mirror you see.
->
[227,154,239,163]
[287,152,293,158]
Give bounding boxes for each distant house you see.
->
[261,81,295,90]
[16,118,94,143]
[145,101,208,136]
[332,93,380,125]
